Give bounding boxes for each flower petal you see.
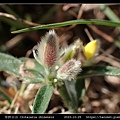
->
[84,40,99,60]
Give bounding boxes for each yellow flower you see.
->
[81,40,100,60]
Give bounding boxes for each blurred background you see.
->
[0,4,120,113]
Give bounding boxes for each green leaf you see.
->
[64,80,78,109]
[19,57,45,76]
[11,19,120,34]
[0,53,44,84]
[19,58,45,84]
[99,4,120,23]
[0,52,22,76]
[58,85,78,113]
[78,65,120,79]
[32,85,53,113]
[60,79,86,113]
[21,69,44,84]
[75,78,85,107]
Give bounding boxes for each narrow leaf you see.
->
[11,19,120,34]
[21,69,44,84]
[75,78,85,107]
[32,85,53,113]
[58,85,78,113]
[64,80,78,108]
[0,53,44,84]
[19,57,45,76]
[78,65,120,79]
[99,4,120,23]
[0,52,22,76]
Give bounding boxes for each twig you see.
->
[0,12,40,26]
[96,55,120,68]
[48,106,65,114]
[0,12,17,20]
[99,48,120,62]
[5,33,27,51]
[10,91,19,109]
[62,4,86,31]
[87,24,114,42]
[0,105,9,114]
[14,103,20,114]
[0,87,12,99]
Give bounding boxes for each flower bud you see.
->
[81,40,100,60]
[34,30,59,68]
[57,59,82,81]
[59,39,81,65]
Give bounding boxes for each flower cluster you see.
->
[33,30,100,86]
